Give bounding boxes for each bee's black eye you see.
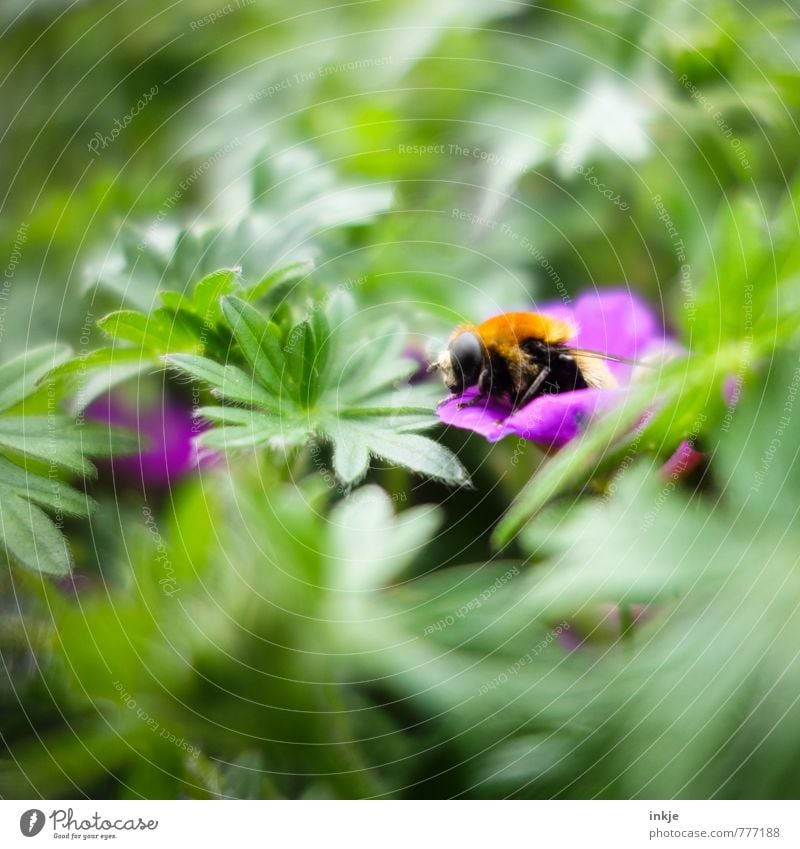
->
[448,331,483,393]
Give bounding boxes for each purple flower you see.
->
[86,385,207,488]
[437,289,668,449]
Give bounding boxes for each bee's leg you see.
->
[477,366,494,397]
[515,366,551,410]
[455,395,485,411]
[436,392,481,409]
[445,366,501,415]
[448,365,495,410]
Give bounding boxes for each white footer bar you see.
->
[2,800,795,848]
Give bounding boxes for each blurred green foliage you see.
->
[2,0,800,800]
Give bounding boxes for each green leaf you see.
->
[716,351,800,521]
[691,195,771,351]
[308,307,331,403]
[196,405,268,426]
[284,320,318,405]
[0,494,72,575]
[367,432,470,486]
[192,268,240,322]
[0,344,72,412]
[492,386,656,547]
[92,145,389,314]
[45,347,152,414]
[350,425,470,487]
[195,406,298,449]
[246,259,315,302]
[0,418,138,476]
[689,183,800,361]
[163,354,278,409]
[91,267,242,373]
[336,323,414,402]
[330,428,371,485]
[0,417,96,477]
[220,296,291,399]
[68,422,142,458]
[97,310,171,349]
[329,486,442,591]
[0,457,94,517]
[0,347,140,576]
[158,290,192,312]
[196,419,305,451]
[171,294,467,487]
[505,355,800,798]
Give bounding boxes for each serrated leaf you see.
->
[0,494,72,576]
[97,271,235,362]
[362,429,470,487]
[330,428,371,485]
[221,297,291,399]
[0,344,73,412]
[166,306,220,353]
[0,346,145,579]
[197,419,309,451]
[170,294,459,488]
[164,354,278,409]
[333,325,416,402]
[0,418,138,469]
[284,320,318,406]
[195,407,303,449]
[0,417,96,476]
[68,423,142,458]
[0,457,94,518]
[196,405,267,426]
[341,406,438,428]
[97,310,171,349]
[192,268,240,322]
[158,290,192,312]
[92,146,389,319]
[246,259,314,302]
[45,347,152,414]
[309,307,331,402]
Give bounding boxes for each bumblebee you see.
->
[431,312,623,410]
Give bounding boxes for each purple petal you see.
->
[495,387,630,448]
[436,388,512,439]
[570,289,664,383]
[87,390,211,488]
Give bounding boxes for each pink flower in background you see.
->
[661,439,705,480]
[86,387,207,488]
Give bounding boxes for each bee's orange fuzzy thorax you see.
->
[475,312,576,348]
